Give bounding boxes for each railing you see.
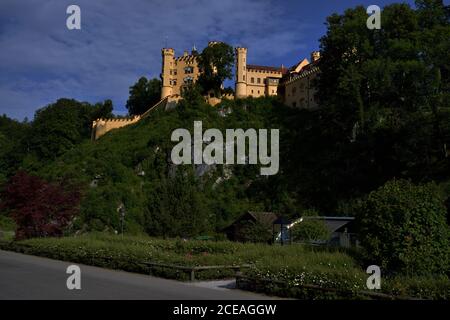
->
[141,262,252,281]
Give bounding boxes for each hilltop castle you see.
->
[160,41,320,107]
[92,41,320,139]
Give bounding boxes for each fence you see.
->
[141,262,252,281]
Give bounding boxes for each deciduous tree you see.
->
[0,171,81,240]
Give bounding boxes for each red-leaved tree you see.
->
[0,171,81,240]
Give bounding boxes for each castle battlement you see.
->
[91,116,141,140]
[94,116,140,123]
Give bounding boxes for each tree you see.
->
[291,219,330,243]
[126,77,162,115]
[356,179,449,275]
[29,98,112,160]
[90,99,114,121]
[237,220,272,243]
[145,170,210,238]
[0,171,81,240]
[196,42,234,96]
[290,2,450,212]
[0,115,31,180]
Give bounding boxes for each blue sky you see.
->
[0,0,434,120]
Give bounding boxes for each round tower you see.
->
[235,47,247,98]
[161,48,175,99]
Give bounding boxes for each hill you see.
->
[34,95,301,236]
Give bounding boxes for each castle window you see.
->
[251,90,254,94]
[184,76,193,84]
[257,78,261,84]
[258,90,260,94]
[243,75,245,81]
[184,66,194,74]
[251,77,255,83]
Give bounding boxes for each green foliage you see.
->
[29,98,113,161]
[291,219,331,243]
[0,215,15,231]
[237,220,272,243]
[145,171,210,238]
[197,42,234,95]
[302,1,450,211]
[0,115,30,178]
[90,99,114,121]
[382,274,450,300]
[126,77,162,115]
[2,233,446,299]
[31,96,300,237]
[0,2,448,289]
[357,179,450,275]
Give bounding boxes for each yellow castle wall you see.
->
[92,116,141,140]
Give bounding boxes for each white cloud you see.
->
[0,0,311,119]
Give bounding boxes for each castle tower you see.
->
[161,48,175,99]
[235,47,247,98]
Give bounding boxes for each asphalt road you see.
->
[0,250,273,300]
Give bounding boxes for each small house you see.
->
[223,211,278,242]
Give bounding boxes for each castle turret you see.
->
[161,48,175,99]
[235,47,247,98]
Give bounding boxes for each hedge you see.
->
[0,234,448,299]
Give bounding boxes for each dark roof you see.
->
[247,211,279,225]
[222,211,279,233]
[247,64,289,74]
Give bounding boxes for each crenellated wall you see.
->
[91,95,173,140]
[91,116,141,140]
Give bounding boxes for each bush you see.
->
[357,179,450,275]
[236,220,272,243]
[291,219,331,243]
[0,215,15,231]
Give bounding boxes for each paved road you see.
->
[0,250,273,300]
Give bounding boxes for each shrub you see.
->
[0,171,81,240]
[291,219,331,243]
[357,179,450,275]
[236,220,273,243]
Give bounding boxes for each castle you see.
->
[92,41,320,139]
[160,41,320,107]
